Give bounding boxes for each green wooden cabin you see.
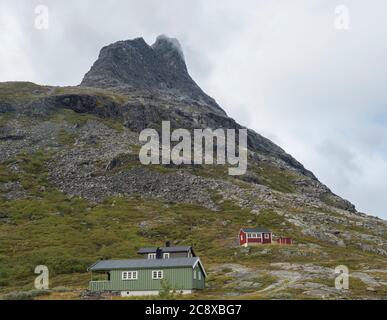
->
[88,257,206,296]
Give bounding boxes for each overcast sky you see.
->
[1,0,386,219]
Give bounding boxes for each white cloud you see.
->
[0,0,386,218]
[0,5,35,80]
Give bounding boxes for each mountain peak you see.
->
[80,35,225,115]
[152,35,186,68]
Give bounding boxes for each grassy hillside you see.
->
[0,148,385,299]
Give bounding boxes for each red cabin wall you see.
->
[239,230,247,246]
[277,237,292,245]
[248,238,261,243]
[262,233,272,244]
[240,231,273,246]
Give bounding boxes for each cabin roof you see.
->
[88,257,206,276]
[137,246,195,255]
[241,227,271,233]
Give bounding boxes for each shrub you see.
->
[52,286,71,292]
[159,279,176,299]
[2,290,48,300]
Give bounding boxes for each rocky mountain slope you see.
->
[0,35,386,300]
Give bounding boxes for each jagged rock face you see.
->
[80,35,224,116]
[82,35,314,177]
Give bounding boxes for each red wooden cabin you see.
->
[277,237,293,245]
[239,227,272,246]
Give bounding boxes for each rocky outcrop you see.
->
[80,35,225,116]
[0,102,14,113]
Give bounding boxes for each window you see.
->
[247,233,252,238]
[193,270,197,279]
[163,252,170,259]
[240,235,243,241]
[264,233,270,239]
[198,271,201,280]
[152,270,163,280]
[252,233,257,238]
[148,253,156,260]
[122,271,138,280]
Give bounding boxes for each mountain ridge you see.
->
[80,35,324,183]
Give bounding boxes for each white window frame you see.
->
[198,271,201,280]
[152,270,163,280]
[193,270,197,279]
[122,271,138,281]
[148,253,156,260]
[247,233,252,238]
[163,252,170,259]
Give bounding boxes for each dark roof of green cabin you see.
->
[88,257,206,276]
[137,246,195,255]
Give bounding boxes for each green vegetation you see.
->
[15,150,54,195]
[189,161,299,193]
[0,289,48,300]
[158,279,178,299]
[49,109,95,127]
[0,82,52,104]
[0,82,128,105]
[251,164,299,193]
[50,109,125,133]
[51,86,128,105]
[0,188,385,299]
[254,209,294,235]
[0,82,127,134]
[57,129,78,146]
[0,164,18,183]
[0,114,13,127]
[0,149,385,300]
